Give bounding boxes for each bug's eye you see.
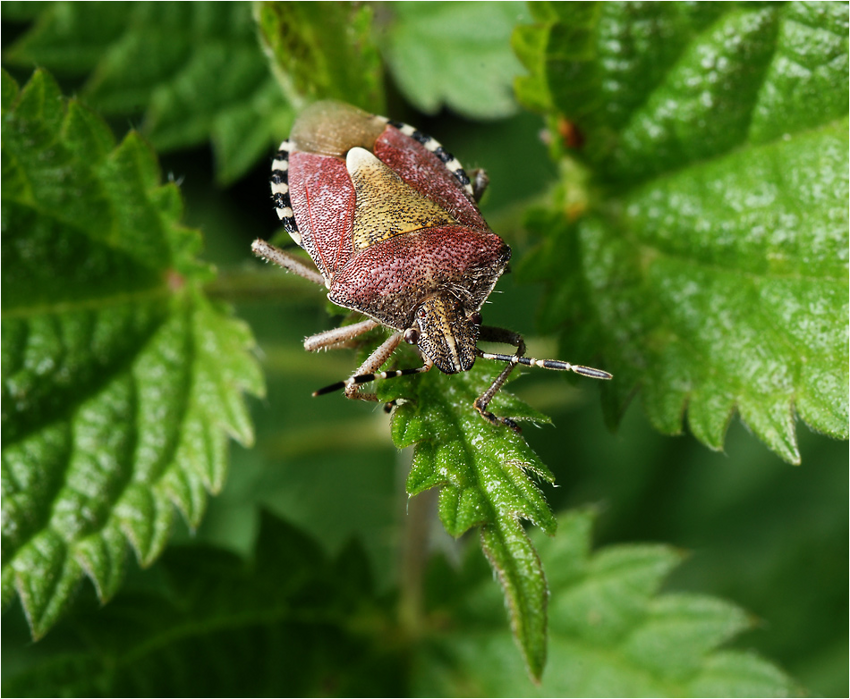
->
[404,327,420,344]
[470,311,482,325]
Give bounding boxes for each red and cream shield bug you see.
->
[252,101,611,431]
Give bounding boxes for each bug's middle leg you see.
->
[343,331,403,402]
[312,332,433,403]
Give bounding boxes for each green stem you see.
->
[204,266,319,303]
[397,450,438,636]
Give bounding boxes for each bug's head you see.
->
[405,293,480,374]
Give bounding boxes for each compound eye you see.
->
[470,311,483,325]
[403,327,420,345]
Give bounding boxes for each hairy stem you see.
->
[204,267,319,303]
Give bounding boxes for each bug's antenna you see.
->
[476,350,612,380]
[473,348,612,433]
[473,325,611,432]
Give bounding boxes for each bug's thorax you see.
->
[408,292,479,375]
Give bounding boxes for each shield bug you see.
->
[252,101,611,431]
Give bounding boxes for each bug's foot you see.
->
[474,398,522,433]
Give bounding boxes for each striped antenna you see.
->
[476,350,612,380]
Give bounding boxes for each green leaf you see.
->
[255,0,384,114]
[515,2,849,463]
[378,2,530,119]
[414,510,797,697]
[379,363,555,681]
[1,512,404,697]
[5,2,290,184]
[2,1,129,73]
[1,69,264,638]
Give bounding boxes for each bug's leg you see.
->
[303,318,380,352]
[474,326,527,432]
[475,325,613,431]
[251,238,326,287]
[468,168,489,203]
[344,332,403,401]
[478,326,612,380]
[313,331,428,403]
[313,331,433,402]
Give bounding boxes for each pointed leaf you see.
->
[1,69,264,638]
[515,2,848,462]
[256,1,384,114]
[1,512,402,697]
[5,2,290,183]
[414,510,797,697]
[380,363,555,680]
[378,2,529,119]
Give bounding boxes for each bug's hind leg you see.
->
[468,168,489,203]
[251,238,325,287]
[303,319,380,352]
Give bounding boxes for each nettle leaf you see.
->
[1,69,263,638]
[379,363,556,681]
[515,2,849,463]
[377,1,530,119]
[5,2,291,184]
[415,510,796,697]
[2,512,401,697]
[256,1,384,114]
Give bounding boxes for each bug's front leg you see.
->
[474,326,613,431]
[474,325,526,432]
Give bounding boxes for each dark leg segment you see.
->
[468,168,489,203]
[342,332,403,401]
[312,332,433,403]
